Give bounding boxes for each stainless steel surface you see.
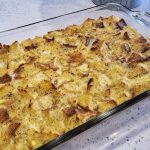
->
[92,0,150,27]
[92,0,147,9]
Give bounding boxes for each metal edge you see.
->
[37,90,150,150]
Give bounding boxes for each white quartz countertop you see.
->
[0,0,150,150]
[0,0,94,32]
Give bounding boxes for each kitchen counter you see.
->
[0,0,150,150]
[0,0,94,32]
[0,0,149,32]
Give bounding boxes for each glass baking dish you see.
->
[0,3,150,150]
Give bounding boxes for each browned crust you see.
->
[117,19,127,29]
[127,65,149,79]
[27,56,36,63]
[63,44,77,49]
[91,39,104,51]
[127,53,144,64]
[8,122,21,136]
[87,78,94,91]
[43,36,55,42]
[141,44,150,53]
[96,22,104,28]
[24,43,38,51]
[124,43,131,53]
[14,64,26,79]
[63,107,76,117]
[35,62,50,70]
[0,108,9,123]
[136,36,147,43]
[123,32,130,40]
[76,104,93,114]
[68,52,85,63]
[0,44,10,54]
[85,36,91,46]
[0,74,12,84]
[106,99,117,106]
[131,82,150,97]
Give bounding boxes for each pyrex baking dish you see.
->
[0,3,150,150]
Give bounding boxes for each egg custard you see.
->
[0,16,150,150]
